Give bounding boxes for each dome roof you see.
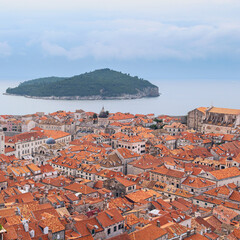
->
[46,138,56,145]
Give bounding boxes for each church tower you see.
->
[0,127,5,154]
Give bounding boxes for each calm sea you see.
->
[1,80,240,116]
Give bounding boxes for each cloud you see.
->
[41,41,87,59]
[40,20,240,61]
[2,1,240,62]
[0,42,11,56]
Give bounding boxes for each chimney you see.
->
[44,226,49,234]
[157,220,161,228]
[29,230,35,238]
[153,194,157,201]
[207,228,211,233]
[22,219,29,232]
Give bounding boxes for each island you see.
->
[5,68,160,100]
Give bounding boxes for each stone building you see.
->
[187,107,207,131]
[163,122,187,136]
[198,167,240,187]
[113,148,140,174]
[202,107,240,134]
[33,138,67,165]
[64,182,99,198]
[111,133,146,155]
[150,165,186,188]
[99,154,124,173]
[96,208,125,239]
[0,128,5,154]
[38,118,65,131]
[74,109,85,120]
[0,174,7,190]
[213,205,240,225]
[127,154,162,175]
[181,176,216,195]
[98,107,109,126]
[103,177,136,197]
[5,131,47,159]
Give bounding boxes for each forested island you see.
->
[5,69,160,100]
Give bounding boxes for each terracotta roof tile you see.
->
[96,208,124,228]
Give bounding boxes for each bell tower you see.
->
[0,128,5,154]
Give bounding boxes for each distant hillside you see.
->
[6,69,160,100]
[20,76,65,86]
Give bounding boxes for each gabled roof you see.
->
[5,131,46,144]
[162,222,189,239]
[208,107,240,115]
[129,154,162,169]
[209,167,240,180]
[73,216,103,237]
[96,208,124,228]
[64,183,96,195]
[125,190,152,203]
[38,212,65,233]
[129,224,167,240]
[151,165,185,179]
[184,233,208,240]
[0,174,7,183]
[115,148,140,159]
[204,185,231,197]
[43,129,70,139]
[182,176,215,188]
[115,177,136,187]
[197,107,207,114]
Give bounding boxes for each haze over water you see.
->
[1,1,240,115]
[2,79,240,116]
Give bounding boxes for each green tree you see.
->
[6,69,159,98]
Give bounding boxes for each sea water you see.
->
[1,79,239,116]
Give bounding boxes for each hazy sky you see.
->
[1,0,240,80]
